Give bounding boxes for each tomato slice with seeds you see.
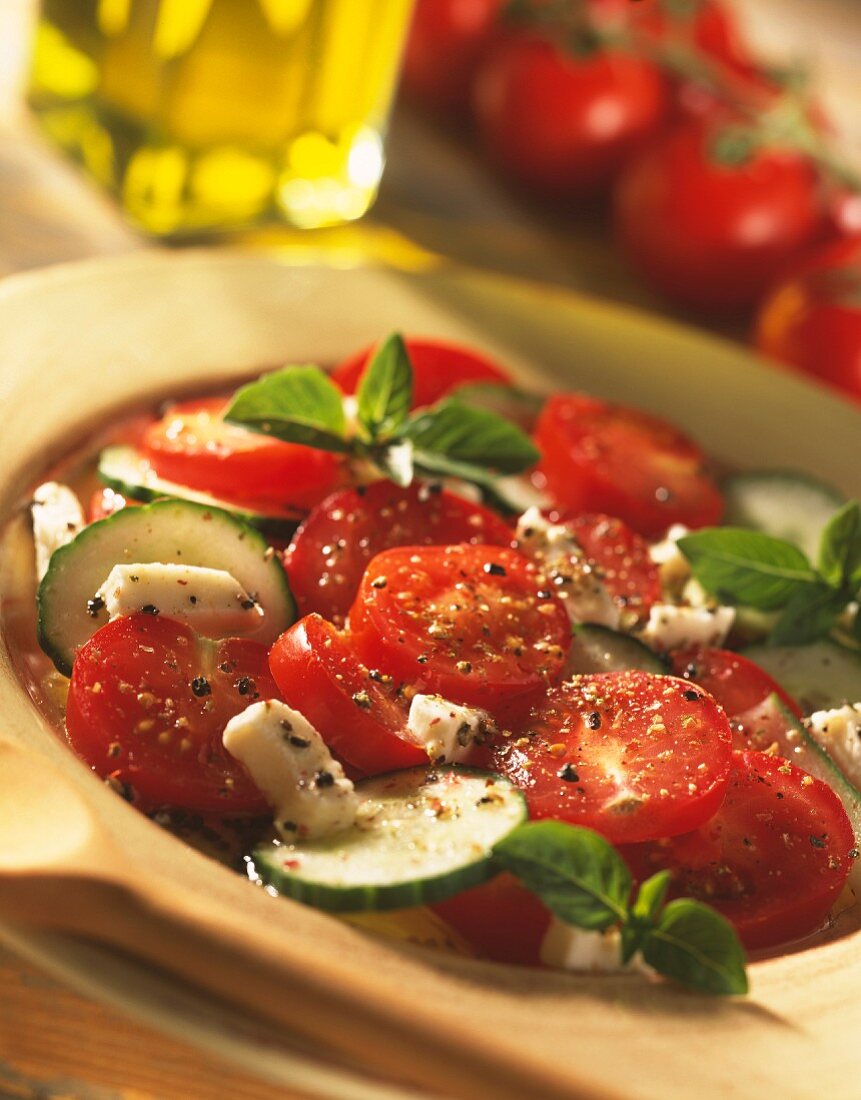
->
[622,750,855,950]
[285,481,513,627]
[141,397,339,513]
[331,337,510,410]
[66,614,280,814]
[549,511,661,623]
[348,544,571,724]
[490,670,733,844]
[535,394,723,538]
[670,646,803,750]
[268,613,423,777]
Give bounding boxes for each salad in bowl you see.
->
[22,332,861,997]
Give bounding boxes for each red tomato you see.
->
[490,671,733,844]
[66,614,280,814]
[622,750,855,950]
[285,481,513,627]
[269,614,423,776]
[141,398,340,513]
[671,646,803,723]
[331,337,510,410]
[431,873,552,966]
[548,512,662,624]
[400,0,505,113]
[472,32,669,199]
[348,544,570,724]
[754,236,861,404]
[614,118,827,314]
[535,393,723,538]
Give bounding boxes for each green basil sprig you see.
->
[225,333,539,493]
[678,500,861,645]
[494,821,748,997]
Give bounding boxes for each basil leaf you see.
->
[632,870,671,924]
[225,366,349,452]
[642,899,748,996]
[678,529,817,610]
[356,333,413,441]
[818,500,861,590]
[455,382,545,432]
[493,821,630,931]
[403,399,540,476]
[769,582,847,645]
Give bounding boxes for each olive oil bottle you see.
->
[28,0,413,235]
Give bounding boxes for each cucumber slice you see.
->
[37,498,295,675]
[98,446,302,536]
[742,640,861,713]
[251,766,527,913]
[568,624,667,675]
[722,471,844,560]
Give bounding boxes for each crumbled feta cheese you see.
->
[648,524,691,600]
[807,704,861,789]
[96,562,264,637]
[31,482,85,580]
[540,920,648,973]
[406,694,494,764]
[639,602,735,652]
[516,506,619,629]
[223,700,358,840]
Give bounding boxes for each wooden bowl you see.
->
[0,252,858,1100]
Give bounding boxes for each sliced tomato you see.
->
[535,393,723,538]
[348,544,570,724]
[549,511,661,623]
[331,337,510,410]
[66,614,280,814]
[431,872,552,967]
[490,671,733,844]
[622,750,855,950]
[141,398,340,513]
[268,613,423,776]
[285,481,513,627]
[671,646,803,749]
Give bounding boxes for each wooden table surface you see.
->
[0,2,858,1098]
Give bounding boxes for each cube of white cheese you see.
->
[31,481,85,581]
[96,562,264,637]
[648,524,692,600]
[223,700,358,840]
[540,919,647,973]
[406,694,494,764]
[516,507,620,629]
[639,602,735,652]
[807,704,861,789]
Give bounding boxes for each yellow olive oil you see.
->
[28,0,413,235]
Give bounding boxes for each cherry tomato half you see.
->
[472,31,669,199]
[614,118,827,315]
[285,481,513,627]
[142,398,340,513]
[622,750,855,950]
[66,614,280,813]
[490,670,733,844]
[269,613,423,777]
[331,337,510,411]
[535,393,723,538]
[348,544,570,724]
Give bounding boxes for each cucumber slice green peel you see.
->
[568,624,667,676]
[98,445,303,536]
[37,497,295,676]
[741,640,861,714]
[251,766,527,913]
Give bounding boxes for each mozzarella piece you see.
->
[95,562,264,636]
[223,700,359,840]
[639,602,735,652]
[31,481,85,581]
[540,920,647,973]
[406,694,494,764]
[807,704,861,789]
[648,524,692,600]
[516,507,620,629]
